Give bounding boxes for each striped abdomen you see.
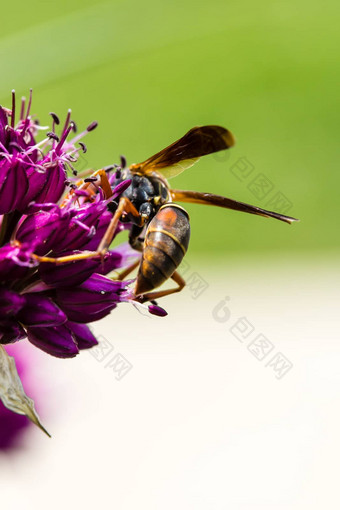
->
[134,204,190,296]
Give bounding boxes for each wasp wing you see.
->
[171,190,299,224]
[129,125,235,179]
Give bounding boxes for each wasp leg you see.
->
[89,169,113,199]
[115,259,141,281]
[30,197,140,264]
[136,271,185,303]
[76,168,113,200]
[97,197,139,254]
[62,168,114,208]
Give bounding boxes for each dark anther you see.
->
[49,112,60,125]
[71,121,77,132]
[87,121,98,132]
[67,154,77,162]
[120,155,127,168]
[72,170,78,176]
[84,177,98,183]
[79,142,87,153]
[70,184,77,190]
[46,131,60,142]
[104,165,116,173]
[150,300,158,305]
[115,169,122,179]
[64,180,70,186]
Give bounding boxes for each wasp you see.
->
[34,126,298,303]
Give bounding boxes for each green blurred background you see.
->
[0,0,338,258]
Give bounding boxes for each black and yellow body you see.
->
[134,204,190,296]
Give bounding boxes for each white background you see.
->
[0,255,339,509]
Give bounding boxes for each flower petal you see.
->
[0,321,26,344]
[32,160,67,204]
[148,304,168,317]
[0,288,25,318]
[0,244,37,281]
[27,325,79,358]
[38,255,101,288]
[0,159,29,214]
[66,322,98,350]
[16,209,71,255]
[18,294,67,327]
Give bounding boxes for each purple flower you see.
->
[0,90,165,360]
[0,91,98,216]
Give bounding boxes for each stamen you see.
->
[25,88,33,120]
[67,121,97,146]
[67,154,77,162]
[20,97,26,121]
[62,109,72,137]
[105,165,116,173]
[87,121,98,132]
[64,161,77,174]
[148,304,168,317]
[55,122,74,154]
[79,142,87,153]
[46,131,59,142]
[11,90,15,128]
[71,121,77,133]
[120,155,127,169]
[49,112,60,125]
[18,89,34,140]
[26,137,51,153]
